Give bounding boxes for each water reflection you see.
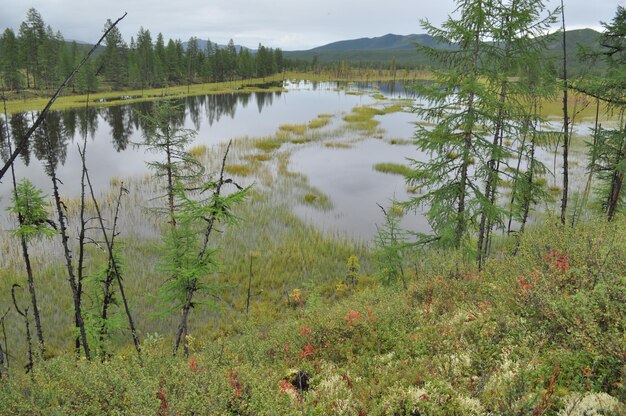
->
[0,82,377,212]
[103,106,132,151]
[9,112,32,166]
[33,112,69,175]
[1,80,414,176]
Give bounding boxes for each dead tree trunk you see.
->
[11,285,33,373]
[2,94,45,355]
[560,0,570,225]
[0,310,8,378]
[99,184,127,357]
[78,145,141,357]
[46,126,90,360]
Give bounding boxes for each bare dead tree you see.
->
[99,183,128,357]
[0,309,8,371]
[2,93,45,355]
[0,309,8,378]
[43,122,91,360]
[75,91,92,355]
[77,144,142,358]
[245,255,254,316]
[0,12,127,183]
[560,0,570,225]
[11,285,33,373]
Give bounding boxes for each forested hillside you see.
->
[0,8,285,93]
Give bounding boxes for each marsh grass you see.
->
[279,123,308,135]
[225,164,255,177]
[308,115,332,129]
[301,187,333,211]
[244,153,272,162]
[324,142,353,149]
[254,135,285,152]
[188,144,208,159]
[388,138,412,145]
[342,103,407,135]
[373,162,412,176]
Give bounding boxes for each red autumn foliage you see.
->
[517,269,541,297]
[300,325,312,337]
[157,378,168,416]
[299,343,315,358]
[279,379,302,402]
[188,356,199,372]
[227,370,243,399]
[345,310,362,328]
[518,275,534,292]
[544,249,570,273]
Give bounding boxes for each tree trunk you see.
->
[606,171,623,221]
[47,140,90,360]
[478,80,508,269]
[560,0,570,225]
[2,95,45,355]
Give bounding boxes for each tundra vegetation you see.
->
[0,2,624,415]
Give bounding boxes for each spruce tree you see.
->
[1,29,22,90]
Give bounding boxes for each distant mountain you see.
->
[284,29,604,74]
[182,39,253,53]
[307,33,445,52]
[284,33,447,67]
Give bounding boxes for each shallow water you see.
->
[291,138,430,241]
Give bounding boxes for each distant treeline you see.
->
[0,8,285,93]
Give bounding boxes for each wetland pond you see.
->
[0,80,597,242]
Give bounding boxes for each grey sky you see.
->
[1,0,622,50]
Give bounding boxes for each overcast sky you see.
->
[1,0,622,50]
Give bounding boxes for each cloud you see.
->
[0,0,620,50]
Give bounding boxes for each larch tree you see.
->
[404,0,557,262]
[577,6,626,220]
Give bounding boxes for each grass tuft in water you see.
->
[308,116,332,129]
[279,123,307,135]
[373,162,412,176]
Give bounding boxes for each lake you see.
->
[0,79,594,242]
